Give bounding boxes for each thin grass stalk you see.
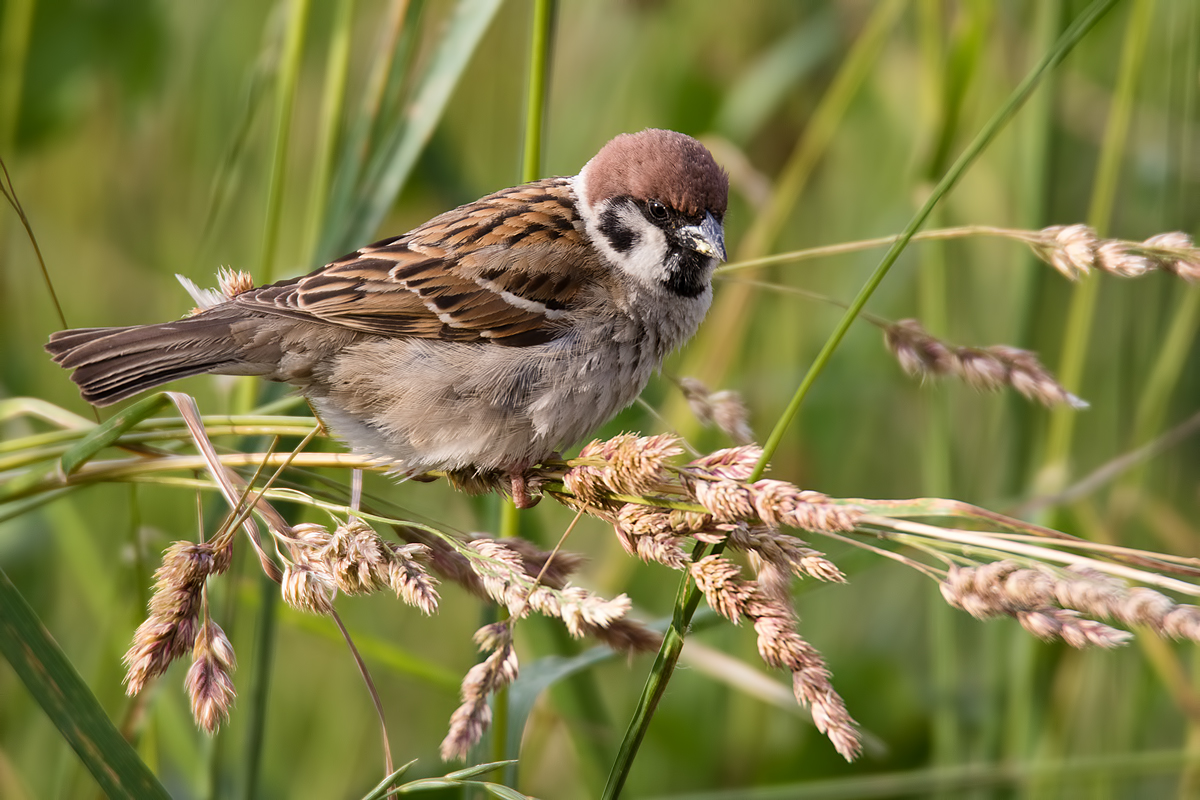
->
[718,221,1200,276]
[1005,1,1064,773]
[1,160,69,333]
[915,0,983,781]
[603,543,707,800]
[489,3,555,784]
[752,0,1120,483]
[301,0,355,266]
[1040,0,1155,497]
[521,0,555,185]
[242,7,310,788]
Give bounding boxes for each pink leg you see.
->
[509,470,540,509]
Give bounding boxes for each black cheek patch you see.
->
[665,249,709,298]
[598,206,639,254]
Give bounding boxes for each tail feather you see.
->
[46,316,247,406]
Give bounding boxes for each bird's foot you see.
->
[509,470,542,509]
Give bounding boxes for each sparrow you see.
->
[46,128,729,507]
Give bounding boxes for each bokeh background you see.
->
[2,1,1200,798]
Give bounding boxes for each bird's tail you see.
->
[45,315,247,407]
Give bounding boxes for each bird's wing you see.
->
[234,178,601,347]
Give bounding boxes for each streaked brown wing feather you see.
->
[233,178,599,345]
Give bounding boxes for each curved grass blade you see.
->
[317,0,422,265]
[359,760,523,799]
[0,567,170,799]
[359,759,418,800]
[59,393,169,476]
[327,0,503,256]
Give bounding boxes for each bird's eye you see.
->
[646,199,669,221]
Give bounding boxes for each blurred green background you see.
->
[3,0,1200,797]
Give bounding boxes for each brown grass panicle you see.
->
[125,515,441,734]
[688,554,861,759]
[544,432,1200,761]
[1029,224,1200,281]
[277,520,440,615]
[123,540,232,696]
[678,376,755,444]
[440,621,519,761]
[941,560,1200,648]
[884,318,1087,410]
[555,439,865,758]
[185,616,237,733]
[126,488,654,750]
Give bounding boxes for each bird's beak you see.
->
[678,211,727,262]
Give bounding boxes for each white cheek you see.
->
[612,206,670,285]
[573,183,671,289]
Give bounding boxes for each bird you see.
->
[46,128,729,507]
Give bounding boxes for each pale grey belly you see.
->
[311,327,657,475]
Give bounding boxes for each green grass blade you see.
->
[0,567,170,799]
[300,0,356,267]
[330,0,503,256]
[59,393,169,476]
[359,759,418,800]
[520,0,555,184]
[259,0,311,283]
[316,0,423,264]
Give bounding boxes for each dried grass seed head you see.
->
[679,377,754,444]
[884,319,1085,409]
[440,628,520,761]
[123,540,227,695]
[690,555,754,622]
[1143,231,1200,280]
[323,519,390,595]
[1034,224,1200,282]
[688,445,763,481]
[281,560,337,615]
[386,542,441,614]
[185,619,237,733]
